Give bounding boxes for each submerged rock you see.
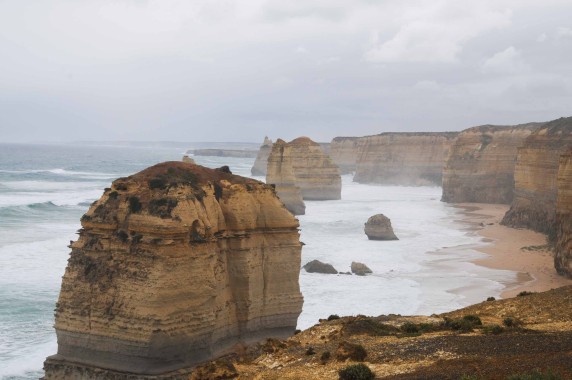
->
[44,161,303,379]
[303,260,338,274]
[364,214,398,241]
[351,262,372,276]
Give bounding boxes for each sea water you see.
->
[0,143,516,379]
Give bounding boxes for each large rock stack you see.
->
[555,151,572,278]
[288,137,342,200]
[251,136,273,176]
[266,139,306,215]
[353,132,458,185]
[44,162,303,379]
[502,117,572,234]
[442,124,540,204]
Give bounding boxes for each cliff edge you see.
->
[44,162,303,378]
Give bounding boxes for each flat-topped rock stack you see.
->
[502,117,572,234]
[354,132,458,185]
[266,139,306,215]
[442,123,540,204]
[251,136,273,176]
[44,162,303,379]
[288,137,342,200]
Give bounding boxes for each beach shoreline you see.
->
[455,203,572,298]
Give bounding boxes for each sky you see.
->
[1,0,571,143]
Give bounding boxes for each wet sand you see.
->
[455,203,572,298]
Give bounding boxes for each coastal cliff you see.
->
[44,162,303,378]
[442,124,539,204]
[289,137,342,200]
[556,151,572,278]
[354,132,458,185]
[266,139,306,215]
[251,137,273,176]
[502,117,572,234]
[329,137,362,174]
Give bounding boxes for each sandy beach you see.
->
[456,203,572,298]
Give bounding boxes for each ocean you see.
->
[0,142,517,379]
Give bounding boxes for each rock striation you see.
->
[288,137,342,200]
[502,117,572,234]
[44,162,303,378]
[353,132,458,185]
[328,137,362,174]
[555,151,572,278]
[364,214,398,240]
[266,139,306,215]
[251,137,273,176]
[442,123,540,204]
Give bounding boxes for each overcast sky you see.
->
[1,0,571,143]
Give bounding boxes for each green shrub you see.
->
[338,364,375,380]
[444,317,474,332]
[486,296,496,301]
[400,322,419,333]
[483,324,504,335]
[305,347,316,356]
[336,341,367,361]
[149,178,167,190]
[506,369,562,380]
[128,197,142,213]
[320,351,331,363]
[462,315,482,326]
[328,314,341,321]
[517,291,535,297]
[503,317,521,328]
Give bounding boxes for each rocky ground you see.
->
[191,286,572,380]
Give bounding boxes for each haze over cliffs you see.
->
[353,132,458,185]
[442,124,540,204]
[502,117,572,234]
[44,162,303,378]
[251,136,272,176]
[328,137,362,174]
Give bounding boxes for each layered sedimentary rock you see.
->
[329,137,362,174]
[502,117,572,234]
[44,162,303,378]
[266,139,306,215]
[288,137,342,200]
[442,124,540,204]
[251,137,273,176]
[354,132,458,185]
[555,151,572,278]
[364,214,398,240]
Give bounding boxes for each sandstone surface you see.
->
[266,139,306,215]
[555,151,572,278]
[442,123,539,204]
[351,262,372,276]
[364,214,398,240]
[353,132,458,185]
[328,137,362,174]
[251,137,273,176]
[502,117,572,234]
[303,260,338,274]
[44,161,303,378]
[288,137,342,200]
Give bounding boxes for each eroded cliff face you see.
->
[555,151,572,278]
[442,124,539,204]
[289,137,342,200]
[44,162,303,379]
[328,137,362,174]
[501,117,572,234]
[353,132,458,185]
[251,137,272,176]
[266,139,306,215]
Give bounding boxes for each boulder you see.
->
[303,260,338,274]
[364,214,398,240]
[351,262,372,276]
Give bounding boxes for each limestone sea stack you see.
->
[354,132,458,185]
[251,136,273,176]
[502,117,572,234]
[328,137,362,174]
[442,123,540,204]
[364,214,398,240]
[182,154,196,164]
[555,151,572,277]
[44,162,303,378]
[289,137,342,200]
[266,139,306,215]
